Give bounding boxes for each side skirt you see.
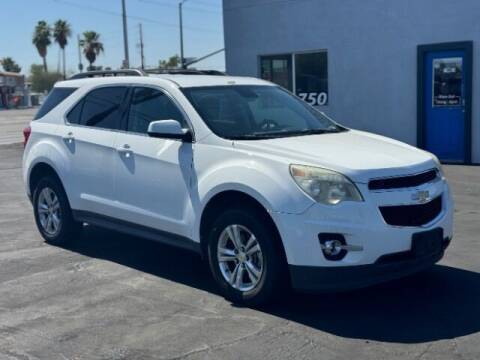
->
[72,210,202,255]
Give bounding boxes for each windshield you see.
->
[182,85,346,140]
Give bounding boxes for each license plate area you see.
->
[411,228,444,257]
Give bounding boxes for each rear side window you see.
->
[66,99,84,124]
[127,87,185,134]
[34,87,77,120]
[70,86,128,130]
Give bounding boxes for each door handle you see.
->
[62,132,74,143]
[117,144,132,157]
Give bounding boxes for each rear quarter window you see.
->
[34,87,78,120]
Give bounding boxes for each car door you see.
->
[57,85,129,216]
[113,85,194,237]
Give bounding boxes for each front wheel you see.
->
[207,208,286,306]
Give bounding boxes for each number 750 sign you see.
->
[298,92,328,106]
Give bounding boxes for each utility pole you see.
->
[77,34,83,72]
[179,0,188,69]
[121,0,130,68]
[139,23,145,70]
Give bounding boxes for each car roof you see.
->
[55,74,274,89]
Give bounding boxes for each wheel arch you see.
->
[29,162,64,198]
[198,190,288,263]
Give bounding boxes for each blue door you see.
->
[423,50,467,162]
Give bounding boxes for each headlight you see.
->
[290,165,363,205]
[431,155,445,178]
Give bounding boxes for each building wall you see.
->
[223,0,480,163]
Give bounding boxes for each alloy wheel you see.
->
[37,187,62,236]
[217,224,264,292]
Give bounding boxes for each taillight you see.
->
[23,125,31,147]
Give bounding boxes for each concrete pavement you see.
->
[0,108,37,145]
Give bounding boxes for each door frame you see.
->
[417,41,473,164]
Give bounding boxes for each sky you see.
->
[0,0,224,76]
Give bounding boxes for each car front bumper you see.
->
[270,178,454,291]
[289,236,450,292]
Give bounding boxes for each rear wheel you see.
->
[33,176,82,245]
[207,208,286,306]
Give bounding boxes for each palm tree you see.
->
[82,31,104,70]
[32,21,51,72]
[0,57,21,73]
[53,20,72,79]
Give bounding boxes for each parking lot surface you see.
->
[0,108,37,145]
[1,132,480,358]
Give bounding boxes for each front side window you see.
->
[127,87,185,134]
[78,86,128,130]
[182,85,344,140]
[34,87,77,120]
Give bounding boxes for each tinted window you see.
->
[433,57,463,107]
[34,87,77,120]
[295,52,328,106]
[80,87,128,130]
[183,85,343,140]
[66,99,84,124]
[260,55,292,91]
[127,87,185,134]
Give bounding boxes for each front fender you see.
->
[191,158,314,241]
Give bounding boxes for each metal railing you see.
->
[68,69,147,80]
[68,68,225,80]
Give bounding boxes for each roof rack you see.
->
[68,69,147,80]
[145,68,226,76]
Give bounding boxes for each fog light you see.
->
[318,233,347,261]
[322,240,344,256]
[318,233,363,261]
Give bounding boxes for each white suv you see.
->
[23,70,453,305]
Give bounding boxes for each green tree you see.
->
[29,64,63,93]
[0,57,21,73]
[53,19,72,79]
[32,21,51,72]
[82,31,104,70]
[159,55,180,69]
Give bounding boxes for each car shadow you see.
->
[61,225,480,344]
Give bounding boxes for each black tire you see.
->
[207,207,287,306]
[32,176,82,245]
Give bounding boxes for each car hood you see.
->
[233,129,436,183]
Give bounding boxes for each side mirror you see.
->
[147,120,193,142]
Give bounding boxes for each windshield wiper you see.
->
[228,134,275,140]
[253,128,344,138]
[229,127,347,140]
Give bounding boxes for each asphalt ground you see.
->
[0,110,479,359]
[0,108,37,145]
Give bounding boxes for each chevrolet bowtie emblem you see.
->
[412,190,430,204]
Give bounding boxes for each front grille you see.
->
[379,196,442,226]
[369,169,438,190]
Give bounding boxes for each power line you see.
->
[51,0,218,32]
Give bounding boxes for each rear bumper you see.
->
[289,238,450,292]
